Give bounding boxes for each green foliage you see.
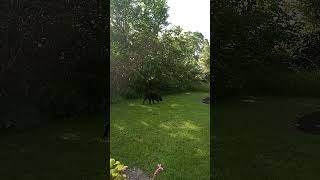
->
[1,0,108,125]
[199,39,210,81]
[299,0,320,27]
[214,0,320,98]
[110,158,128,180]
[110,0,209,100]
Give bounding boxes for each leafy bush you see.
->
[110,158,128,180]
[110,0,209,100]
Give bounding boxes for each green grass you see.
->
[110,92,210,179]
[213,96,320,180]
[0,117,106,180]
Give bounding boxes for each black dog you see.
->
[143,92,163,104]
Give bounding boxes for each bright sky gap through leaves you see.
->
[166,0,210,41]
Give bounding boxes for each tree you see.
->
[213,0,301,96]
[110,0,208,99]
[1,0,108,128]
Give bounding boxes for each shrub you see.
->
[110,158,128,180]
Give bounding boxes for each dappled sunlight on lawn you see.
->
[179,121,202,131]
[159,120,202,131]
[138,104,153,109]
[170,103,182,108]
[168,131,200,141]
[159,122,173,130]
[113,124,125,131]
[194,148,209,157]
[133,136,144,143]
[158,120,203,141]
[140,121,149,127]
[110,92,210,179]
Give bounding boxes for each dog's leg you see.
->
[143,97,147,104]
[149,98,151,104]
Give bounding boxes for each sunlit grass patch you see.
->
[110,92,210,179]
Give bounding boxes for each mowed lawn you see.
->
[110,92,210,179]
[213,96,320,180]
[0,117,106,180]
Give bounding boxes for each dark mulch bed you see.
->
[296,111,320,134]
[202,96,210,104]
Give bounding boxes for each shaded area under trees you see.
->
[213,0,320,98]
[0,0,108,129]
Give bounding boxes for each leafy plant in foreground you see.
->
[110,158,128,180]
[109,158,165,180]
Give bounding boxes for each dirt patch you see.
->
[125,167,149,180]
[202,96,210,104]
[296,111,320,134]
